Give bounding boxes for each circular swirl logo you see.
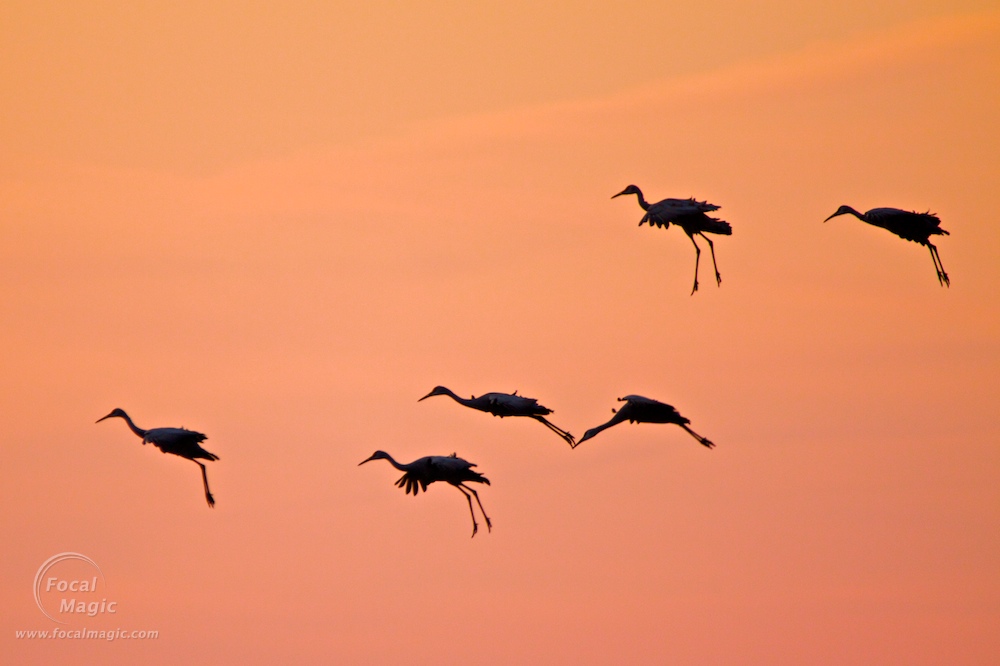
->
[33,552,109,624]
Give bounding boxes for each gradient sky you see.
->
[3,2,999,664]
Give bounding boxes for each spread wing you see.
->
[644,198,722,228]
[485,392,548,416]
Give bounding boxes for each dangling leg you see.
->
[928,243,949,287]
[700,233,722,286]
[453,485,480,537]
[194,461,215,507]
[679,424,715,449]
[460,483,492,533]
[687,234,702,295]
[533,416,576,448]
[934,246,950,287]
[927,243,943,286]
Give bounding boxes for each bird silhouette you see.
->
[96,408,219,507]
[359,451,492,537]
[824,205,950,287]
[418,386,575,447]
[613,184,733,295]
[577,395,715,449]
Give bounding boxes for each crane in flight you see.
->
[96,408,219,508]
[359,451,492,537]
[824,205,950,287]
[418,386,575,447]
[613,184,733,295]
[577,395,715,449]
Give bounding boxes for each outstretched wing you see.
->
[618,394,662,407]
[428,455,475,474]
[485,392,548,416]
[143,427,217,460]
[619,395,688,425]
[395,472,429,495]
[644,198,722,228]
[428,455,491,486]
[146,427,207,445]
[393,457,436,495]
[865,208,946,241]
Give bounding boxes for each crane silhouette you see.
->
[96,408,219,507]
[577,395,715,449]
[824,205,950,287]
[613,184,733,294]
[418,386,575,447]
[359,451,492,537]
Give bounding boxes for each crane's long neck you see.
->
[579,410,628,444]
[584,420,616,440]
[379,453,410,472]
[844,206,865,221]
[440,388,476,408]
[117,412,147,439]
[633,190,650,211]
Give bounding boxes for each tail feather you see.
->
[702,217,732,235]
[468,471,491,486]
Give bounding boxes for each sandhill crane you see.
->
[359,451,492,537]
[577,395,715,449]
[96,408,219,508]
[824,205,950,287]
[419,386,575,447]
[613,184,733,294]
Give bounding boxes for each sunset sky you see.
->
[3,1,999,663]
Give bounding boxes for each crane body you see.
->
[613,184,732,294]
[577,395,715,449]
[419,386,575,447]
[359,451,492,537]
[96,408,219,507]
[824,205,950,286]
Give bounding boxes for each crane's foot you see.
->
[714,271,722,286]
[205,492,216,508]
[484,517,492,533]
[938,271,950,287]
[470,521,479,538]
[701,438,716,449]
[690,281,699,296]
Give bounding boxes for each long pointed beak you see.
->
[611,191,625,199]
[417,391,434,402]
[95,414,112,423]
[823,212,838,222]
[358,456,375,466]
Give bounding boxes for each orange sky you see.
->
[2,2,999,664]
